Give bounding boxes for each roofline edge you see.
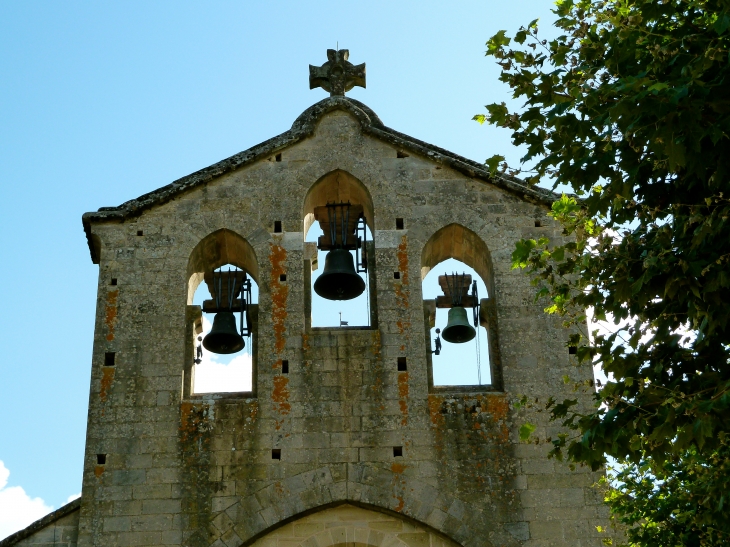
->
[0,498,81,547]
[81,96,559,262]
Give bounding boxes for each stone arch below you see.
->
[186,228,259,305]
[302,169,374,238]
[249,504,461,547]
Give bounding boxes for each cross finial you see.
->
[309,49,366,97]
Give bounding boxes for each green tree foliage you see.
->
[477,0,730,543]
[605,439,730,545]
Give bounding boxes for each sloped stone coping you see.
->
[82,96,559,263]
[0,497,80,547]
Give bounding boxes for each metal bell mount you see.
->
[201,268,252,355]
[439,273,480,344]
[313,202,367,301]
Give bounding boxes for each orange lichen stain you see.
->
[302,333,310,353]
[397,236,409,285]
[179,401,210,443]
[370,330,382,357]
[94,465,104,478]
[487,395,509,443]
[104,290,119,341]
[397,372,409,426]
[272,375,291,428]
[269,243,289,354]
[391,462,406,474]
[391,462,406,512]
[479,394,510,443]
[99,367,115,404]
[427,395,447,460]
[274,481,285,496]
[427,395,445,427]
[488,394,509,420]
[180,402,193,429]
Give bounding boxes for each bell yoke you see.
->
[437,272,480,345]
[313,202,368,301]
[201,269,252,355]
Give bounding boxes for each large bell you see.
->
[202,311,245,354]
[441,306,476,344]
[314,248,365,300]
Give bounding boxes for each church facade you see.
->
[1,52,608,547]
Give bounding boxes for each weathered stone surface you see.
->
[5,97,610,547]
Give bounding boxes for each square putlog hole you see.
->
[275,153,282,162]
[272,449,281,460]
[137,230,144,236]
[393,272,400,280]
[274,220,282,233]
[534,220,542,228]
[396,218,404,230]
[104,352,116,367]
[281,360,289,374]
[569,346,577,355]
[279,274,287,282]
[110,278,117,286]
[96,454,107,465]
[393,446,403,457]
[397,357,407,371]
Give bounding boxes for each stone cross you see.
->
[309,49,366,96]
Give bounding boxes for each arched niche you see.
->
[302,170,378,329]
[420,224,502,390]
[420,224,495,297]
[303,169,374,238]
[248,504,461,547]
[186,228,259,305]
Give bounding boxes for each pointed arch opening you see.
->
[303,170,377,329]
[184,229,259,398]
[421,224,502,391]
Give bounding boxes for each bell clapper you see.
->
[194,336,203,364]
[431,328,442,356]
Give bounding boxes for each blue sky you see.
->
[0,1,559,538]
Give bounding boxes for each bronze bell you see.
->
[202,311,245,354]
[314,248,365,300]
[441,306,476,344]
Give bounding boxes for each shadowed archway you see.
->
[247,503,462,547]
[186,228,259,305]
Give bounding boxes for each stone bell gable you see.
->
[81,96,556,265]
[4,53,607,547]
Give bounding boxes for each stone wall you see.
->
[74,101,608,547]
